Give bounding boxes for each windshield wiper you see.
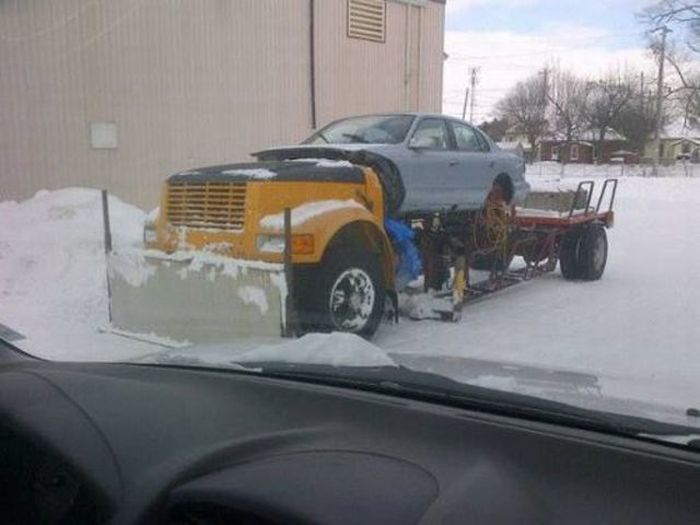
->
[242,362,700,445]
[315,131,329,143]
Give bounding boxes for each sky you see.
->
[442,0,659,122]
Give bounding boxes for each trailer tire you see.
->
[579,224,608,281]
[302,238,385,338]
[559,229,582,280]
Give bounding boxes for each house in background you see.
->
[495,141,525,158]
[0,0,446,208]
[539,129,638,164]
[502,126,536,161]
[643,122,700,163]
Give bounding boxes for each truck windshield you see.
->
[305,115,415,145]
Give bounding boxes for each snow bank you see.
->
[0,188,150,361]
[232,332,397,367]
[259,199,364,230]
[221,168,277,179]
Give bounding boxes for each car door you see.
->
[399,117,458,212]
[448,120,496,209]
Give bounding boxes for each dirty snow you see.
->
[259,199,364,230]
[2,163,700,425]
[221,168,277,179]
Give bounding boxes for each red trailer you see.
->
[426,178,618,320]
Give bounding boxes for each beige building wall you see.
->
[0,0,445,208]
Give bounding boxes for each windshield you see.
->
[304,115,415,144]
[2,0,700,446]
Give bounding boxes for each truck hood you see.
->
[254,146,405,215]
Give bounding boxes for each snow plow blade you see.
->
[107,251,287,343]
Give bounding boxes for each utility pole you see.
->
[652,26,671,176]
[468,67,480,123]
[640,71,644,112]
[541,67,549,106]
[461,87,470,121]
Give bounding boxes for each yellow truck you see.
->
[108,158,400,342]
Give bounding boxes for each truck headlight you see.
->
[257,235,285,253]
[257,234,315,255]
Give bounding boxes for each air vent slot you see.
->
[347,0,386,43]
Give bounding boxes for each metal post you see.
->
[283,208,297,337]
[652,26,671,177]
[461,87,470,121]
[101,190,113,323]
[469,67,479,123]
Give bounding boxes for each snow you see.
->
[229,333,396,367]
[237,285,269,315]
[220,168,277,179]
[2,163,700,426]
[259,199,364,230]
[291,158,356,168]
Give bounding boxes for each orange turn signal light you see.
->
[291,234,315,255]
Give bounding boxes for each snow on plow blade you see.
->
[108,250,287,343]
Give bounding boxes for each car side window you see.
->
[452,122,485,152]
[410,118,450,150]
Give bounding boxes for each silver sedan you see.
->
[260,112,529,214]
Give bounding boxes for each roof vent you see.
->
[347,0,386,43]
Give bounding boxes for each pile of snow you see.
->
[0,188,154,361]
[259,199,364,230]
[232,332,396,367]
[134,332,396,369]
[220,168,277,179]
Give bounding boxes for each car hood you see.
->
[129,339,699,432]
[389,352,698,430]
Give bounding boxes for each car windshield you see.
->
[305,115,415,144]
[2,0,700,447]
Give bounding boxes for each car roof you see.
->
[327,112,468,123]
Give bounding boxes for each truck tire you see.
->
[578,224,608,281]
[303,239,386,338]
[559,229,582,280]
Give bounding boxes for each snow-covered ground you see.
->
[1,162,699,420]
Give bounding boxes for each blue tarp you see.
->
[384,218,422,289]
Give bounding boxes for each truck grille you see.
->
[166,181,247,230]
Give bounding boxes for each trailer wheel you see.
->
[559,230,582,280]
[579,224,608,281]
[303,239,386,338]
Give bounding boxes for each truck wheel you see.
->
[578,224,608,281]
[559,230,582,280]
[305,241,386,338]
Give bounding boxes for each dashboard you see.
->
[1,351,699,524]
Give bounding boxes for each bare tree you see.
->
[641,2,700,125]
[642,1,700,52]
[582,75,634,162]
[496,74,548,162]
[546,70,590,163]
[612,82,660,154]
